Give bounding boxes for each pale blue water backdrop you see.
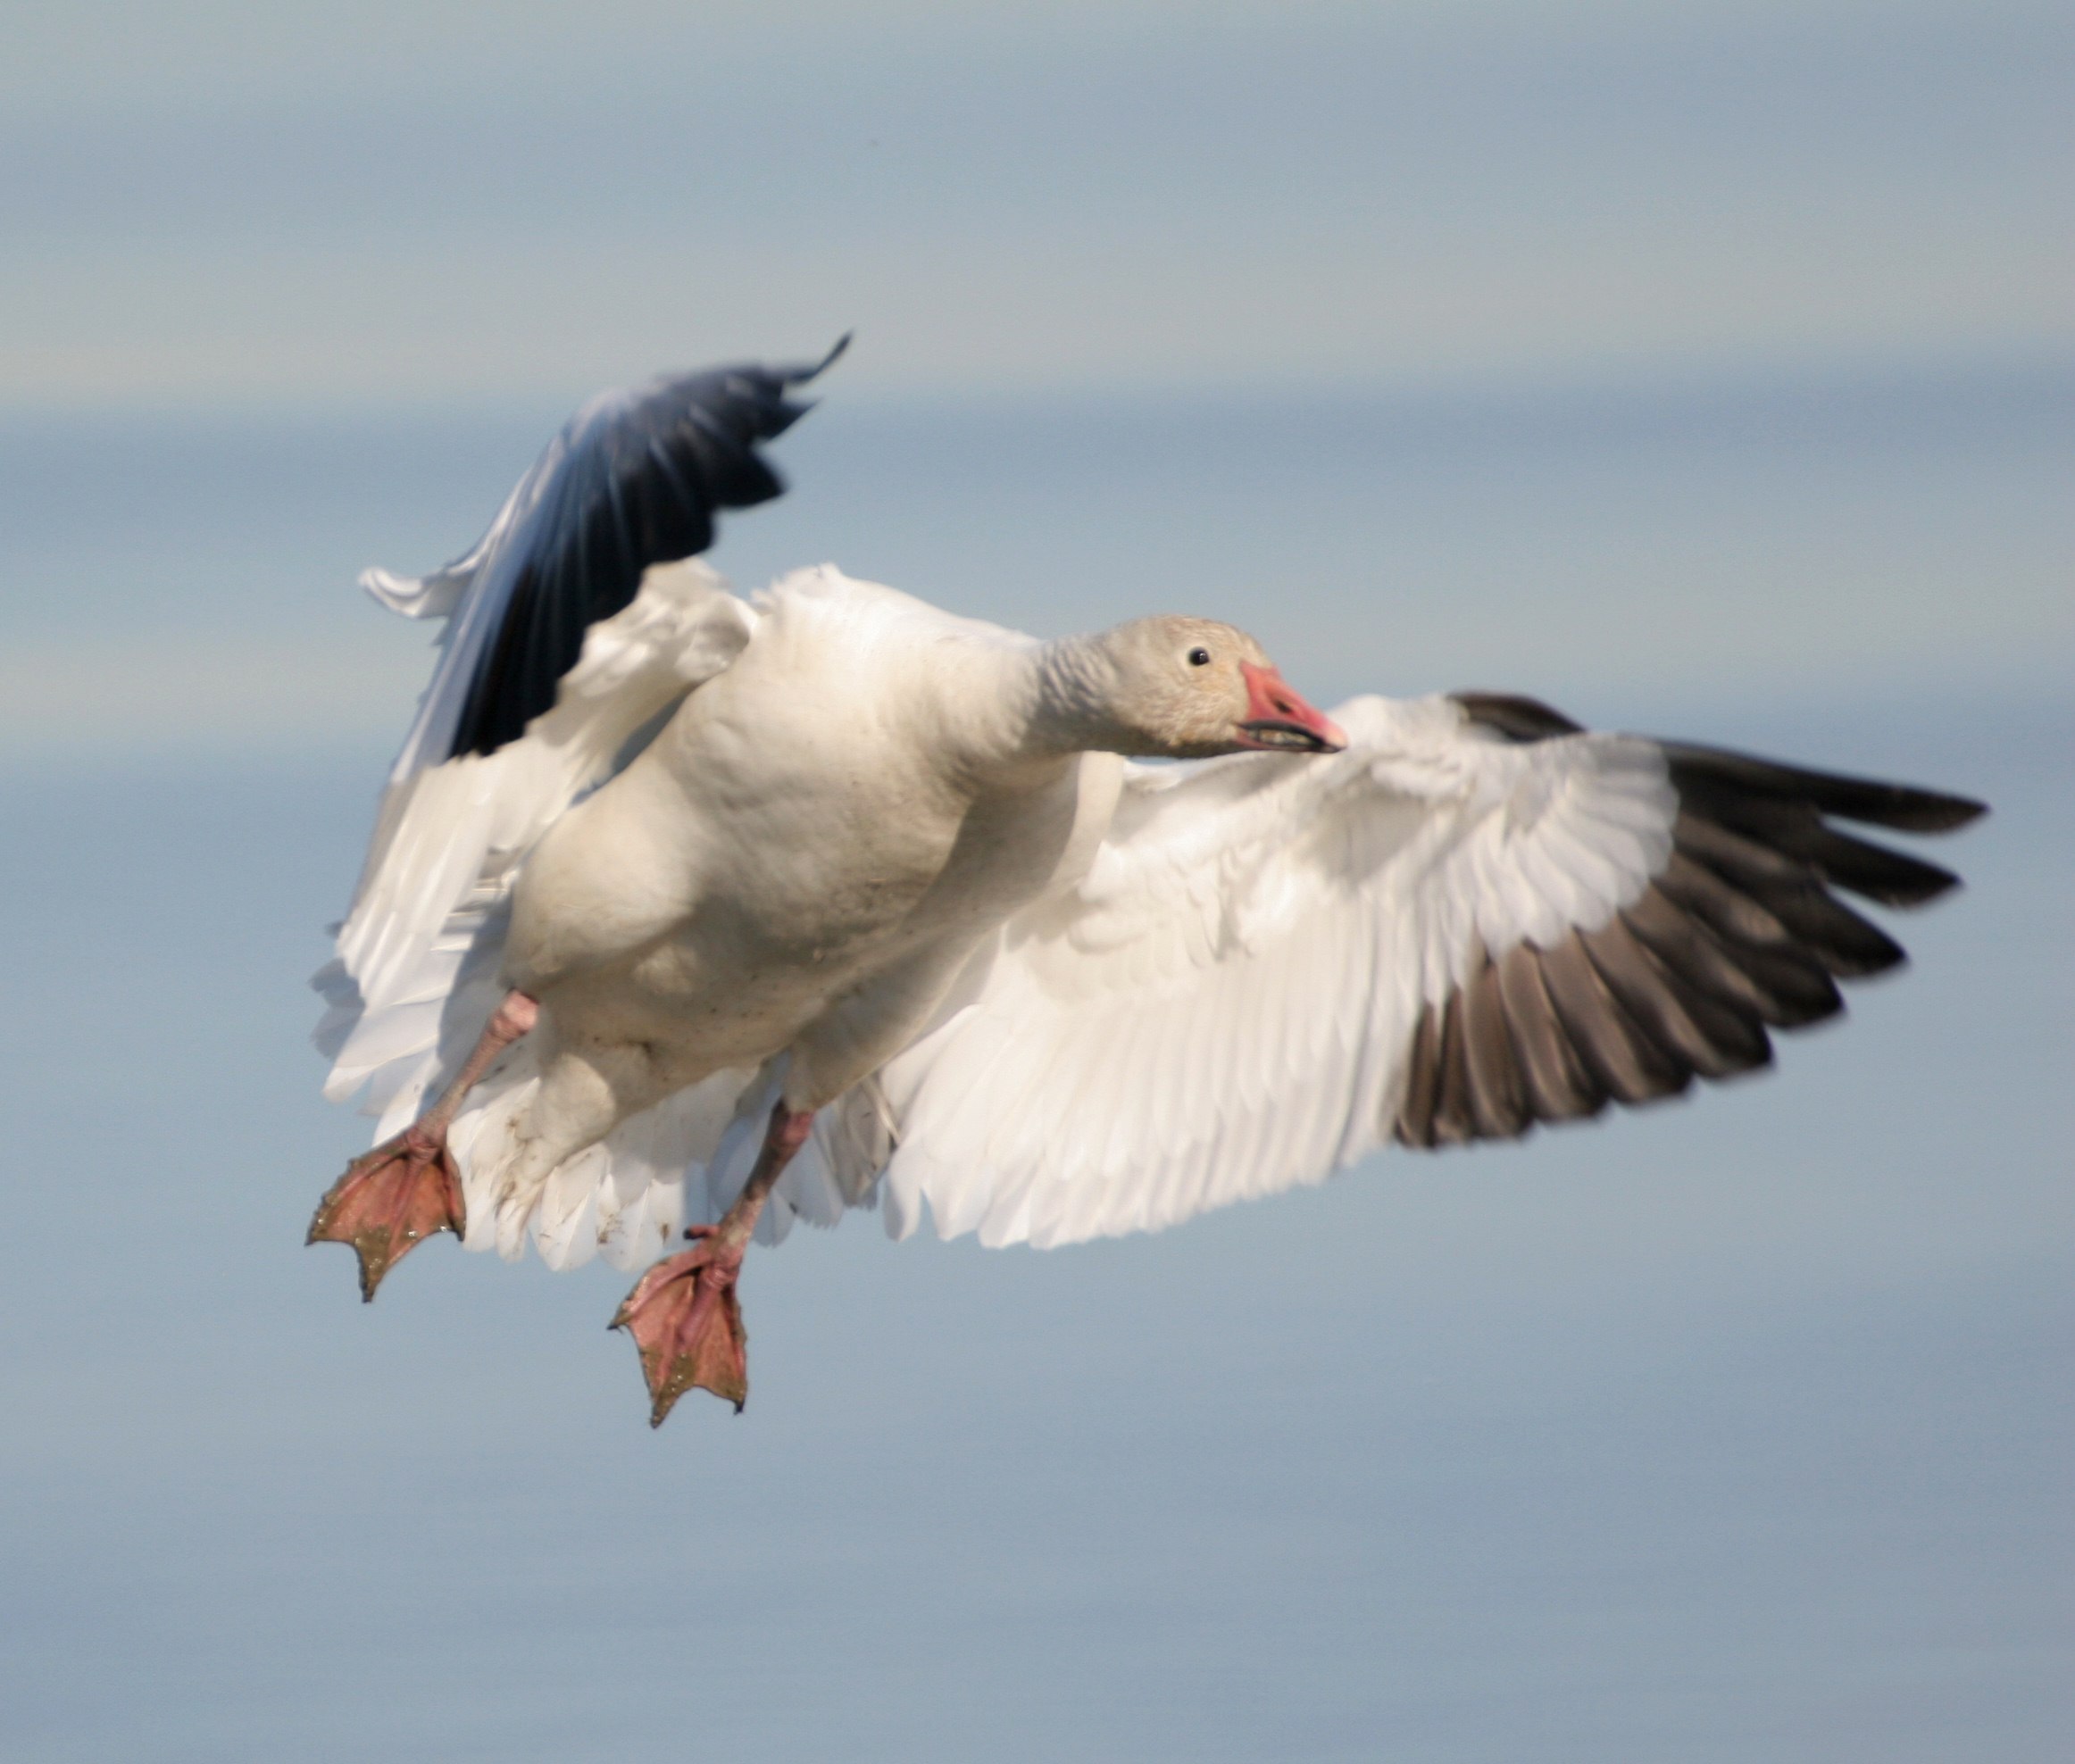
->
[0,361,2068,1760]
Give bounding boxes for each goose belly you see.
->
[508,764,964,1068]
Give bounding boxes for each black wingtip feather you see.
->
[798,332,853,382]
[1662,744,1987,834]
[1668,771,1967,906]
[445,348,846,761]
[1394,692,1981,1154]
[1449,693,1584,743]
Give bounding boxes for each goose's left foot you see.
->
[612,1227,749,1422]
[612,1102,814,1426]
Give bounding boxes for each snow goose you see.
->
[310,348,1984,1424]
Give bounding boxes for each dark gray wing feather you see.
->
[378,339,847,778]
[447,339,847,760]
[1395,693,1986,1150]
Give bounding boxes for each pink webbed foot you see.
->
[306,1129,466,1302]
[611,1227,749,1425]
[610,1102,816,1426]
[307,989,534,1302]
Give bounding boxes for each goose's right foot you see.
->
[306,988,538,1302]
[307,1128,465,1302]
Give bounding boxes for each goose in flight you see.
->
[310,345,1983,1425]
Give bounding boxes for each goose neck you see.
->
[1027,631,1133,759]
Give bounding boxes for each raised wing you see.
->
[374,338,846,781]
[319,345,843,1131]
[864,693,1983,1249]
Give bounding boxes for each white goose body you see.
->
[379,555,1309,1267]
[484,572,1113,1230]
[511,578,1056,1037]
[309,351,1980,1418]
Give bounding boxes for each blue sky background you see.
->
[4,0,2068,408]
[0,4,2068,1760]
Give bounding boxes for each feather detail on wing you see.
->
[859,692,1982,1249]
[372,341,843,780]
[313,561,756,1143]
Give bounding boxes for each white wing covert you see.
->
[869,692,1979,1249]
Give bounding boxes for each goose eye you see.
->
[1187,646,1212,667]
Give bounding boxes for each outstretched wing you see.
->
[372,338,846,780]
[864,693,1983,1249]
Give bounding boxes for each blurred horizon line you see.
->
[2,340,2062,771]
[2,337,2068,430]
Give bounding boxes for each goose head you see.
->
[1058,616,1346,761]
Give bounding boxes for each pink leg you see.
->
[611,1102,815,1425]
[308,991,539,1301]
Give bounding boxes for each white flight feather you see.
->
[871,696,1675,1248]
